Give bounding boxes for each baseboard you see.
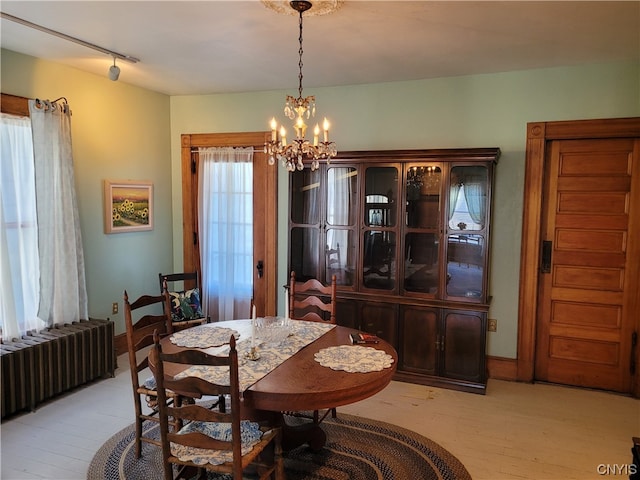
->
[487,355,518,381]
[114,332,127,357]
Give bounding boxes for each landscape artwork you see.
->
[103,180,153,233]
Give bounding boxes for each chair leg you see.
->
[275,430,285,480]
[134,416,143,458]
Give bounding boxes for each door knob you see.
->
[256,260,264,278]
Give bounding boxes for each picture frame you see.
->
[103,179,153,233]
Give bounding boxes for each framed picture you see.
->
[103,180,153,233]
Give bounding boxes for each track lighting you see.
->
[2,12,139,83]
[108,57,120,81]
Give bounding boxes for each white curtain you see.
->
[198,147,253,321]
[462,167,488,228]
[325,167,352,275]
[29,99,88,326]
[0,113,45,339]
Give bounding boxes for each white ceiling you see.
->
[1,1,639,96]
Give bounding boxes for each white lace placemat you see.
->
[169,325,240,348]
[314,345,395,373]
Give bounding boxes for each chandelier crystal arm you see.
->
[264,0,337,172]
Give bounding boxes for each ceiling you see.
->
[1,1,638,96]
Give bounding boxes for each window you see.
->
[1,95,87,340]
[1,113,45,338]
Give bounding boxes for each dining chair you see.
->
[159,272,209,330]
[149,331,284,480]
[288,271,337,325]
[288,271,338,424]
[325,243,343,284]
[124,287,183,458]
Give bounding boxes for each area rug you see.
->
[88,413,471,480]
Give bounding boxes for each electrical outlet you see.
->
[488,318,497,332]
[112,302,119,314]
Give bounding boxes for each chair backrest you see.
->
[158,271,199,293]
[150,332,244,479]
[289,271,337,324]
[159,272,207,325]
[123,288,173,391]
[325,243,343,284]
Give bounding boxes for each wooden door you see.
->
[535,137,640,392]
[181,132,278,317]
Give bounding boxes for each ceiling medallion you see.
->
[261,0,343,17]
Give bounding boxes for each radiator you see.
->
[1,318,116,419]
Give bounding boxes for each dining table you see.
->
[151,318,397,450]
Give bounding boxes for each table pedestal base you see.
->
[281,418,326,451]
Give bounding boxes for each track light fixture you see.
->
[108,57,120,81]
[1,12,139,81]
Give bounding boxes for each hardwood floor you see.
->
[1,352,638,480]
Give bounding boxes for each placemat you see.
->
[314,345,395,373]
[169,325,240,348]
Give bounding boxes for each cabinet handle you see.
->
[440,334,445,351]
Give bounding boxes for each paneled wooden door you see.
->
[535,137,640,392]
[181,132,278,317]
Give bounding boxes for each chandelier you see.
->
[265,0,337,172]
[407,166,440,190]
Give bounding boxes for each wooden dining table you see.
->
[152,319,397,450]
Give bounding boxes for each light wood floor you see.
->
[1,352,638,480]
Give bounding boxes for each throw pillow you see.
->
[169,288,203,322]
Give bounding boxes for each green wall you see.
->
[3,48,639,358]
[170,61,639,358]
[1,49,173,335]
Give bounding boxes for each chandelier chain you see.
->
[298,9,304,99]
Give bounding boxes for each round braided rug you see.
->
[88,413,471,480]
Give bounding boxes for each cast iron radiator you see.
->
[0,318,116,419]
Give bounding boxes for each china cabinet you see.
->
[288,148,500,393]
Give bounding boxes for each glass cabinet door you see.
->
[289,169,321,281]
[325,166,358,286]
[403,165,441,294]
[405,166,441,228]
[362,166,398,290]
[445,165,488,300]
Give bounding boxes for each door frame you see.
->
[517,117,640,396]
[180,132,278,316]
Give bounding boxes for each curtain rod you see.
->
[1,12,140,63]
[34,97,71,114]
